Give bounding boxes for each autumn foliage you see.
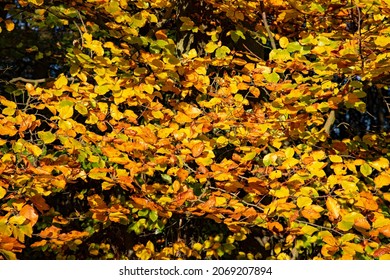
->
[1,0,390,260]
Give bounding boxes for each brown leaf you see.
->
[174,189,196,207]
[29,195,50,213]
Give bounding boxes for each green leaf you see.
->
[138,209,149,217]
[230,30,246,43]
[263,72,280,83]
[0,249,16,260]
[215,46,230,58]
[149,211,158,222]
[161,174,172,184]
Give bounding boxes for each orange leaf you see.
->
[177,168,189,182]
[379,225,390,237]
[132,196,161,211]
[39,226,61,239]
[354,217,371,230]
[20,205,39,227]
[155,30,168,39]
[191,142,205,158]
[268,221,284,233]
[323,236,338,246]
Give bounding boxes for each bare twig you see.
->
[260,1,276,50]
[323,110,336,134]
[9,77,48,84]
[294,219,347,237]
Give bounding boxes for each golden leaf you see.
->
[374,172,390,189]
[326,197,340,221]
[5,20,15,32]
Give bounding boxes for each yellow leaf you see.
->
[152,110,164,119]
[282,157,299,169]
[0,186,6,199]
[58,100,74,119]
[29,0,44,5]
[370,157,389,171]
[329,155,343,163]
[185,49,197,59]
[297,197,312,208]
[375,35,390,47]
[269,170,282,180]
[279,36,289,48]
[284,147,295,158]
[312,150,326,160]
[214,172,232,181]
[360,163,372,177]
[205,41,219,53]
[273,186,289,198]
[300,225,318,236]
[215,197,227,207]
[195,156,214,166]
[216,136,229,147]
[26,143,42,157]
[54,74,68,89]
[145,240,155,253]
[379,254,390,260]
[75,103,88,115]
[240,151,257,163]
[193,242,203,251]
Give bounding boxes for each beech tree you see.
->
[0,0,390,260]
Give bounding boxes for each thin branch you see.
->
[73,19,84,49]
[77,10,87,33]
[294,219,345,236]
[323,110,336,134]
[9,77,48,84]
[260,1,277,50]
[8,76,75,84]
[355,1,364,72]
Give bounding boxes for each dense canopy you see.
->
[0,0,390,260]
